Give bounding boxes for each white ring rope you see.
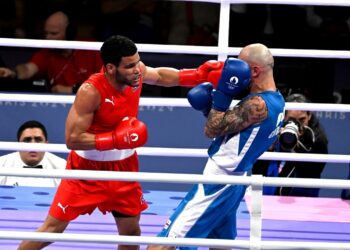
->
[1,38,350,59]
[0,142,349,163]
[0,168,350,190]
[0,231,349,250]
[176,0,350,7]
[1,93,350,112]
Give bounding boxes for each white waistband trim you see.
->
[74,149,135,161]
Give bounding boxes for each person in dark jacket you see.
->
[253,93,329,197]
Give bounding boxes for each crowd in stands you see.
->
[0,1,349,99]
[0,2,348,48]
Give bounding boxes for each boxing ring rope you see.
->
[1,168,350,192]
[175,0,350,7]
[2,38,350,59]
[0,141,349,163]
[1,232,350,250]
[1,93,350,111]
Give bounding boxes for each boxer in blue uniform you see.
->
[148,43,285,250]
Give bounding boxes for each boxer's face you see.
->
[285,110,311,128]
[18,128,47,166]
[115,53,141,88]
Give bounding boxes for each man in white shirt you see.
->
[0,120,66,187]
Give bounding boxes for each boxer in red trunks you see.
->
[18,35,225,250]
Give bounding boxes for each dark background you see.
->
[0,1,349,102]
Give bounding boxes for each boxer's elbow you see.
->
[66,132,94,150]
[204,126,217,138]
[65,133,79,149]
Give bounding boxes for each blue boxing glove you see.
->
[187,82,213,117]
[212,58,251,112]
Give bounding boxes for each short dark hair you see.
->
[100,35,137,67]
[285,93,327,142]
[285,93,312,116]
[285,93,311,103]
[17,120,48,141]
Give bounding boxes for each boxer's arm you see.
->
[205,95,268,138]
[65,82,100,150]
[178,60,223,87]
[142,61,223,88]
[142,65,180,87]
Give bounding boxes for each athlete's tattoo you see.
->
[205,95,268,138]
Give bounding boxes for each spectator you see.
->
[253,93,329,197]
[0,11,102,94]
[0,120,66,187]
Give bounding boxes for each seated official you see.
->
[252,93,329,197]
[0,11,102,94]
[0,120,66,187]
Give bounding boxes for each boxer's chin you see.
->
[129,77,140,87]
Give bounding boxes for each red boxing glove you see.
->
[95,117,148,151]
[179,60,224,88]
[207,69,222,87]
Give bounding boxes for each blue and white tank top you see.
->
[208,90,285,173]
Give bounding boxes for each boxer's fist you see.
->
[95,117,148,150]
[187,82,213,117]
[179,60,224,87]
[212,58,251,112]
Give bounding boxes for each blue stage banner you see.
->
[0,100,211,147]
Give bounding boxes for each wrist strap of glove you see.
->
[95,132,114,151]
[211,89,232,112]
